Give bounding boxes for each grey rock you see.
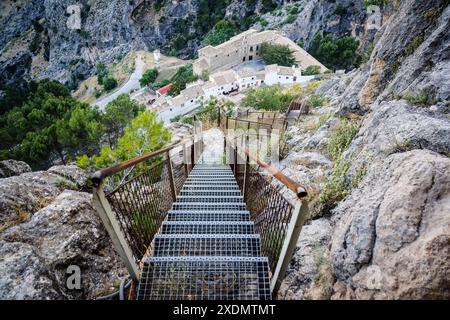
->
[315,77,348,101]
[1,191,127,299]
[337,63,371,116]
[383,5,450,102]
[277,218,333,300]
[356,0,450,109]
[0,171,61,231]
[331,150,450,299]
[0,240,61,300]
[0,160,32,178]
[344,100,450,179]
[47,165,90,189]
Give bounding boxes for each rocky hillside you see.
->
[0,160,127,299]
[0,0,375,89]
[278,0,450,299]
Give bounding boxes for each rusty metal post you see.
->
[166,152,177,201]
[270,199,309,295]
[92,187,140,280]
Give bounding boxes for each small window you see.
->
[250,46,253,52]
[243,57,246,62]
[249,55,253,61]
[286,76,289,79]
[256,45,259,50]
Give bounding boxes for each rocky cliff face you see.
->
[0,160,127,299]
[278,0,450,300]
[0,0,372,89]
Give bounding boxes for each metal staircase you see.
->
[137,163,271,300]
[91,116,309,300]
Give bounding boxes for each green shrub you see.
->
[399,90,436,106]
[260,18,269,27]
[152,79,171,89]
[260,42,296,67]
[364,0,387,8]
[168,64,198,96]
[309,33,360,70]
[140,68,159,87]
[284,14,297,24]
[302,65,321,75]
[404,35,424,57]
[203,19,238,46]
[102,77,117,91]
[241,86,294,112]
[334,4,347,15]
[326,119,360,161]
[96,62,108,85]
[307,94,327,108]
[320,156,351,206]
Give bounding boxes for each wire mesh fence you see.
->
[227,140,295,273]
[94,137,203,263]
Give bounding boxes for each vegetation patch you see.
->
[302,65,321,76]
[168,64,198,96]
[203,19,238,46]
[320,119,360,208]
[260,42,296,67]
[309,33,360,70]
[140,68,159,87]
[241,85,297,112]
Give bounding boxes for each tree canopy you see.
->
[168,64,198,96]
[0,79,103,168]
[140,68,159,87]
[102,94,144,147]
[260,42,296,67]
[203,19,238,46]
[309,33,360,70]
[77,110,171,171]
[240,85,295,112]
[302,65,321,75]
[0,81,152,170]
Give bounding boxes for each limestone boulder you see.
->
[331,150,450,299]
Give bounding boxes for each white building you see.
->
[193,29,327,76]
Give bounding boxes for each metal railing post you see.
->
[218,107,221,128]
[166,152,177,201]
[190,139,195,167]
[270,199,309,295]
[92,187,140,280]
[233,146,237,176]
[243,153,249,202]
[183,142,189,175]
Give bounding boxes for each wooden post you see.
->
[92,187,140,280]
[166,152,177,201]
[218,107,221,128]
[270,199,309,295]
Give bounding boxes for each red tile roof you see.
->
[156,83,173,96]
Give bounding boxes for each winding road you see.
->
[93,55,145,111]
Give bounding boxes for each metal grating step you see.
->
[161,221,255,234]
[176,196,243,203]
[137,257,271,300]
[181,185,240,191]
[186,177,236,181]
[172,203,247,211]
[167,210,250,221]
[180,190,242,197]
[152,234,261,257]
[183,181,239,185]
